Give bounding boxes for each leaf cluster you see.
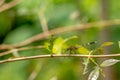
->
[44,36,120,80]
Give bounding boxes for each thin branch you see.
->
[0,53,120,64]
[0,0,5,6]
[0,46,44,57]
[12,19,120,47]
[0,44,14,50]
[12,48,20,57]
[0,19,120,50]
[0,0,21,13]
[38,10,49,38]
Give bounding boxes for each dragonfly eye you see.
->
[82,41,97,46]
[88,41,97,45]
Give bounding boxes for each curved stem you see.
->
[0,19,120,50]
[0,53,120,64]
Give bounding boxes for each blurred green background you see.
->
[0,0,120,80]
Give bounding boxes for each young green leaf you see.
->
[83,58,89,74]
[99,68,106,78]
[97,48,104,54]
[78,46,90,54]
[101,42,114,47]
[52,36,78,54]
[44,42,51,52]
[100,59,120,67]
[52,37,63,54]
[83,51,93,74]
[88,66,100,80]
[63,36,78,43]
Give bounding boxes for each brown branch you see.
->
[0,0,21,13]
[13,19,120,47]
[0,53,120,64]
[0,0,5,6]
[0,19,120,50]
[0,44,14,50]
[38,10,49,38]
[0,46,44,57]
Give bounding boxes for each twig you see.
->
[38,10,49,38]
[0,0,5,6]
[0,0,21,13]
[0,46,44,57]
[13,19,120,47]
[0,19,120,50]
[0,53,120,64]
[12,48,20,57]
[0,44,14,50]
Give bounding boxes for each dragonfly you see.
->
[66,41,97,54]
[82,41,97,46]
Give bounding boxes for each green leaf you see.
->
[101,42,114,47]
[52,36,78,54]
[83,58,89,74]
[88,66,100,80]
[44,42,51,52]
[100,59,120,67]
[77,46,90,54]
[97,48,104,54]
[52,37,63,54]
[63,36,78,43]
[99,68,105,78]
[83,51,93,74]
